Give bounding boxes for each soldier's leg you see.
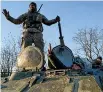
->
[33,33,44,53]
[33,33,45,69]
[21,32,33,50]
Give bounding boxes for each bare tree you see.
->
[1,34,21,76]
[1,33,48,74]
[73,28,103,60]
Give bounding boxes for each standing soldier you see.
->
[3,2,60,52]
[2,2,60,68]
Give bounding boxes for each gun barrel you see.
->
[58,21,65,46]
[38,4,43,12]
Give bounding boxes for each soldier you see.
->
[92,56,102,68]
[2,2,60,69]
[2,2,60,53]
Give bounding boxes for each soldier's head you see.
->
[97,56,102,61]
[29,2,37,12]
[96,56,102,64]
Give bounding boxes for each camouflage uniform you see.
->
[6,11,58,53]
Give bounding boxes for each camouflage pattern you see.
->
[6,11,58,52]
[21,30,44,52]
[1,70,103,92]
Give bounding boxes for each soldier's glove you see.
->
[56,16,60,22]
[2,9,10,18]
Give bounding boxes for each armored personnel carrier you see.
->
[1,21,103,92]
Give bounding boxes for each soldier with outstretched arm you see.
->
[3,2,60,69]
[2,2,60,51]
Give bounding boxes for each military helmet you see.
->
[29,2,37,7]
[97,56,102,60]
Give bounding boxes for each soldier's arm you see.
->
[6,13,27,24]
[42,15,58,26]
